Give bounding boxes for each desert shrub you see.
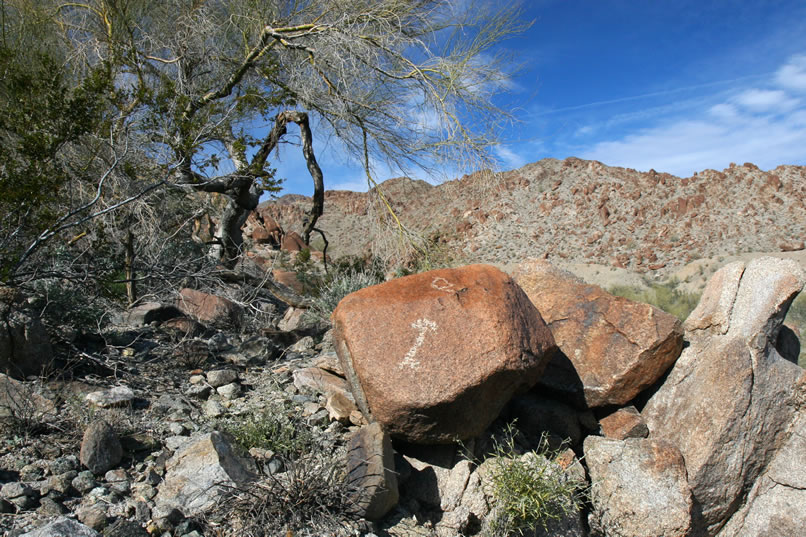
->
[609,279,701,321]
[200,446,358,537]
[218,402,315,459]
[485,428,584,536]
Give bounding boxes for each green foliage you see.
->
[483,428,584,536]
[218,402,315,459]
[485,427,584,536]
[302,259,385,324]
[609,279,701,321]
[0,44,112,279]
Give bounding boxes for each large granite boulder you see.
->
[513,259,683,408]
[717,383,806,537]
[585,436,693,537]
[332,264,556,443]
[643,257,805,535]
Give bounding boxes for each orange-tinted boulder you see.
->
[332,264,556,444]
[513,259,683,408]
[281,231,307,252]
[176,288,241,326]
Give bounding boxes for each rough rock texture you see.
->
[598,406,648,440]
[345,422,399,520]
[272,270,305,295]
[717,382,806,537]
[80,421,122,475]
[19,517,101,537]
[85,386,135,408]
[333,264,556,443]
[585,436,693,537]
[513,259,683,408]
[643,257,806,535]
[176,288,241,326]
[154,432,255,516]
[281,231,307,252]
[0,295,53,379]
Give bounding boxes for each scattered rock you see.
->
[292,367,353,400]
[345,422,399,520]
[19,517,101,537]
[513,259,683,408]
[80,421,123,475]
[85,386,135,408]
[333,264,556,443]
[154,432,256,516]
[585,436,693,537]
[206,369,238,388]
[176,288,242,326]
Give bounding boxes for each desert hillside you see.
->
[257,157,806,286]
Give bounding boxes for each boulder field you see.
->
[329,257,805,535]
[2,257,804,536]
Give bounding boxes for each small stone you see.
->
[72,471,97,494]
[184,384,212,399]
[80,421,123,475]
[216,382,241,399]
[206,369,238,388]
[188,374,205,385]
[1,482,34,500]
[168,422,188,435]
[203,400,226,418]
[165,436,191,451]
[42,473,75,496]
[37,496,65,516]
[86,386,135,408]
[326,392,358,423]
[77,503,108,531]
[289,336,315,353]
[47,456,79,476]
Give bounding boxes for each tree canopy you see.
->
[1,0,528,287]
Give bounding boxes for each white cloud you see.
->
[776,54,806,91]
[575,53,806,176]
[494,145,527,170]
[733,89,799,112]
[329,177,372,192]
[708,103,739,119]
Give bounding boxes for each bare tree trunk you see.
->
[124,229,136,306]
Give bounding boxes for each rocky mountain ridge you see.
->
[256,158,806,274]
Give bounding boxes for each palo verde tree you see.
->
[5,0,528,273]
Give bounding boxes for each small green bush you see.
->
[609,279,701,321]
[485,428,584,536]
[218,403,314,459]
[303,268,384,324]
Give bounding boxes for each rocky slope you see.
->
[256,158,806,275]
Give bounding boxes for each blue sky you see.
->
[272,1,806,197]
